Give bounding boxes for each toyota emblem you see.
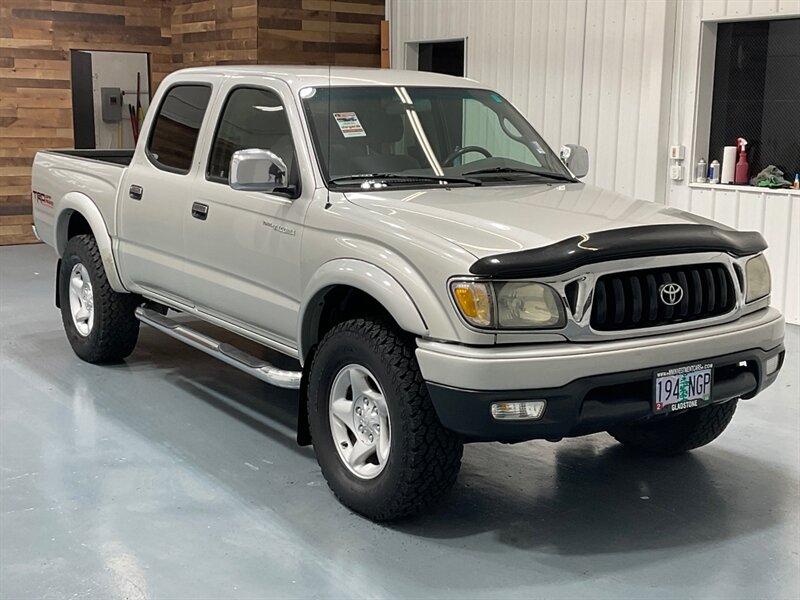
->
[659,282,684,306]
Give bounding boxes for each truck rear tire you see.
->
[607,399,738,456]
[59,234,140,363]
[307,318,463,521]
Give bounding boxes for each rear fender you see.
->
[55,192,126,292]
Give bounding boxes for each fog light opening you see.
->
[491,400,546,421]
[765,356,780,376]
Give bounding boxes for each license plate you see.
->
[653,362,713,414]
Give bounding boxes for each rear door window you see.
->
[147,84,212,174]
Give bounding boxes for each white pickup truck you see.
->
[32,66,785,521]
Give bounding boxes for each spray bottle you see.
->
[734,137,749,185]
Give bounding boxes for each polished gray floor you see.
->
[1,243,798,600]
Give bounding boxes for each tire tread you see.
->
[61,234,139,363]
[608,399,738,456]
[309,318,463,520]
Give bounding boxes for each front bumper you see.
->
[417,307,785,442]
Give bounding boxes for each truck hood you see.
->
[345,182,724,259]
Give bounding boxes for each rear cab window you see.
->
[147,84,212,174]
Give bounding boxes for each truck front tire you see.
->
[307,318,463,521]
[59,234,140,363]
[607,399,738,455]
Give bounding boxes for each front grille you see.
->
[590,263,736,331]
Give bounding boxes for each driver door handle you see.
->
[191,202,209,221]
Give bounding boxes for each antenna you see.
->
[325,0,333,209]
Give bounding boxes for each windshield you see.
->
[301,86,574,189]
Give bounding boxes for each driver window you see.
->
[462,98,541,166]
[207,87,297,185]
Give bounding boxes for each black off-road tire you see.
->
[608,399,738,456]
[59,234,140,363]
[307,318,463,521]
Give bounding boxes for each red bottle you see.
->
[734,137,749,185]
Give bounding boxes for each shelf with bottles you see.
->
[688,182,800,196]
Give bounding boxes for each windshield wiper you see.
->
[328,173,482,187]
[462,167,576,183]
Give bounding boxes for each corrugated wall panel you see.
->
[392,0,674,202]
[391,0,585,156]
[667,0,800,323]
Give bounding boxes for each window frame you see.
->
[691,15,799,186]
[204,84,301,199]
[145,82,214,176]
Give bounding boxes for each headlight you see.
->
[496,281,566,328]
[450,280,565,329]
[745,254,771,303]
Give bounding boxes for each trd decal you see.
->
[32,191,53,209]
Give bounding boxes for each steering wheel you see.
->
[442,145,493,166]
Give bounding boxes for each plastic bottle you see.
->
[695,158,707,183]
[734,137,749,185]
[709,160,720,184]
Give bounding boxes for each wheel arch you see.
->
[298,260,429,365]
[55,192,126,292]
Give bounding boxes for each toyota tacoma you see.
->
[31,67,785,520]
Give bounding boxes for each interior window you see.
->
[147,84,212,173]
[709,18,799,179]
[461,99,540,166]
[207,87,297,186]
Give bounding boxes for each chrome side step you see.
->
[135,307,302,389]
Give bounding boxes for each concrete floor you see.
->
[1,243,798,600]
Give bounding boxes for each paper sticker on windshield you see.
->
[532,141,546,154]
[333,112,366,138]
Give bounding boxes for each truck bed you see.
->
[48,149,134,167]
[31,149,131,248]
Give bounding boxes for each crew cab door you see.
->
[116,83,215,304]
[183,80,309,348]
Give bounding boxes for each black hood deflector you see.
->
[469,224,767,278]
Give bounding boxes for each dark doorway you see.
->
[70,51,96,149]
[417,40,465,77]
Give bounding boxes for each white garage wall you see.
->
[390,0,675,202]
[392,0,584,151]
[391,0,800,324]
[666,0,800,324]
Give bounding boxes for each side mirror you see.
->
[230,148,288,192]
[559,144,589,178]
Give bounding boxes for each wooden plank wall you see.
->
[0,0,173,246]
[171,0,258,67]
[258,0,384,66]
[0,0,384,246]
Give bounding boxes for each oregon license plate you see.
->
[653,362,713,413]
